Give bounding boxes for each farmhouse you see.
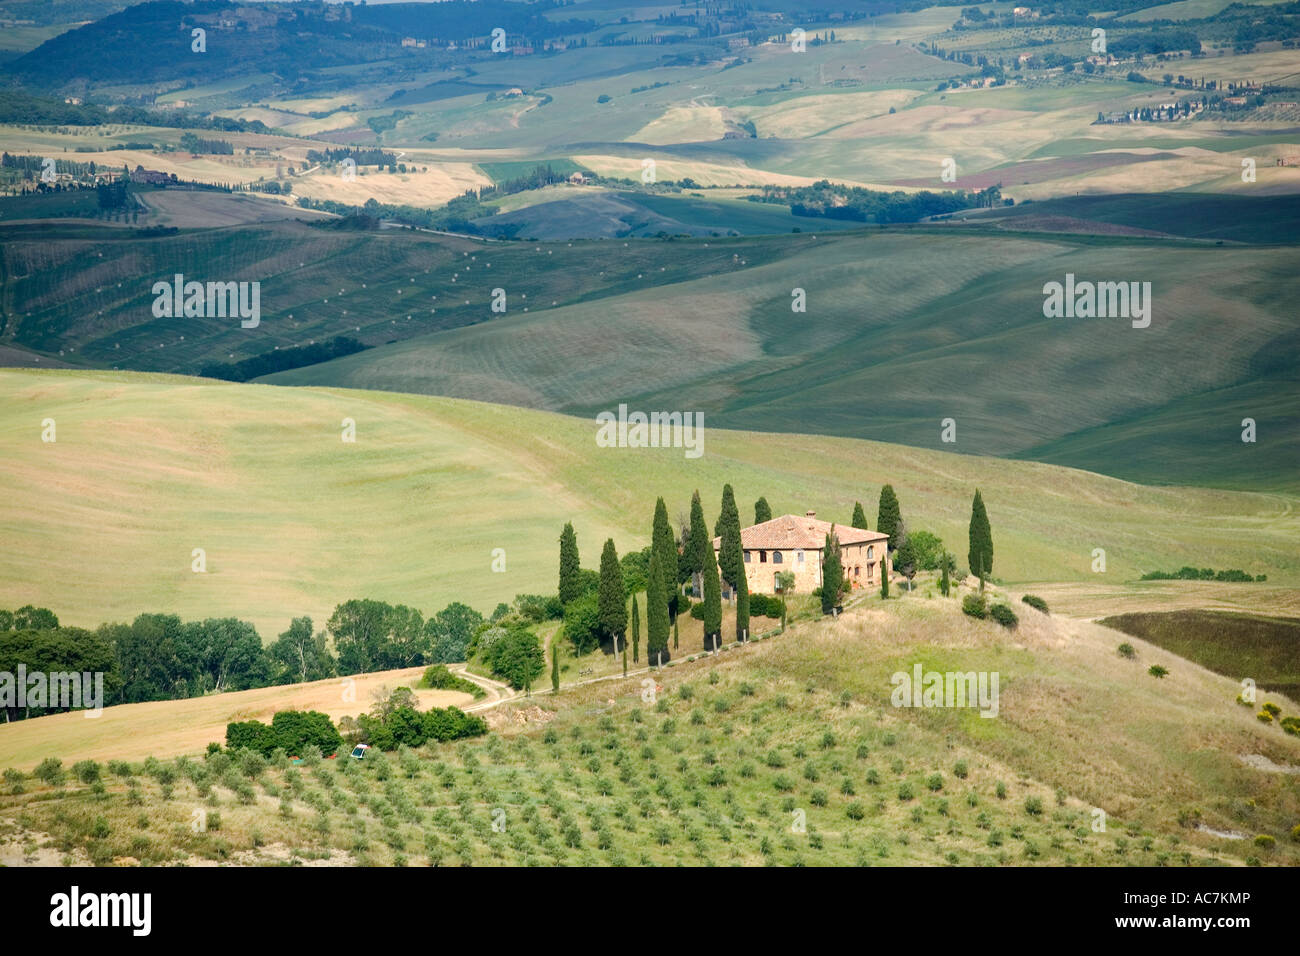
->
[129,165,176,186]
[714,511,889,596]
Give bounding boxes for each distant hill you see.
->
[5,213,1296,491]
[2,368,1296,637]
[4,0,595,90]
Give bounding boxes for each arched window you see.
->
[773,551,783,564]
[744,550,752,563]
[867,545,874,559]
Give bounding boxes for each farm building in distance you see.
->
[714,512,889,596]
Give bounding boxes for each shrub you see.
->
[846,801,866,820]
[1291,823,1300,843]
[1025,796,1044,816]
[73,760,101,785]
[961,593,987,619]
[419,665,482,697]
[1257,710,1273,723]
[1280,716,1300,736]
[1253,834,1275,849]
[953,760,968,779]
[34,758,64,786]
[1148,665,1168,679]
[898,782,914,801]
[1261,702,1281,717]
[927,773,944,792]
[989,604,1018,629]
[1117,643,1136,659]
[1020,594,1048,614]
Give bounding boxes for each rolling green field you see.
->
[2,368,1297,641]
[1100,610,1300,700]
[260,224,1300,492]
[3,593,1297,866]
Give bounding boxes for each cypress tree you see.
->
[754,497,772,524]
[877,485,902,551]
[968,489,993,582]
[623,640,628,676]
[701,532,722,650]
[717,484,743,593]
[551,640,560,693]
[646,546,670,665]
[597,538,627,645]
[940,554,951,597]
[821,529,843,615]
[652,497,679,612]
[735,572,749,643]
[687,490,710,594]
[851,501,869,530]
[880,553,890,599]
[673,615,679,650]
[630,593,640,663]
[558,522,581,606]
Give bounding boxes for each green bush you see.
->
[1020,594,1049,614]
[1262,702,1281,717]
[418,665,482,697]
[1025,796,1044,816]
[1253,834,1275,849]
[989,604,1018,629]
[961,593,987,619]
[33,758,64,786]
[72,760,101,785]
[1148,665,1168,679]
[1280,716,1300,736]
[1118,643,1136,659]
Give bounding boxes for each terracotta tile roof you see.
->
[713,514,888,551]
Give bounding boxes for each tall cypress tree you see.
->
[754,497,772,524]
[630,593,640,663]
[851,501,869,530]
[597,538,627,646]
[701,534,722,651]
[551,640,560,692]
[558,522,581,605]
[717,484,743,593]
[646,546,670,665]
[735,572,750,643]
[652,497,679,612]
[877,485,902,551]
[821,529,843,615]
[939,554,951,597]
[968,489,993,581]
[880,552,890,599]
[687,490,710,594]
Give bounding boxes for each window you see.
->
[773,551,783,564]
[867,545,874,559]
[759,550,767,563]
[744,550,751,563]
[796,549,805,564]
[774,573,781,591]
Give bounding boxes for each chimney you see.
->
[805,510,816,518]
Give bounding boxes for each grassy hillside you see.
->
[264,227,1300,491]
[3,595,1296,866]
[1,368,1296,640]
[1099,610,1300,700]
